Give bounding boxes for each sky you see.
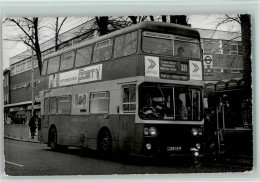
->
[2,15,241,71]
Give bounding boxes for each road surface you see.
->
[4,139,252,176]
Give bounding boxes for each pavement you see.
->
[4,135,40,143]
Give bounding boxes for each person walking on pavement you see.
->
[29,111,37,139]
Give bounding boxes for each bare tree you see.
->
[170,15,188,25]
[240,14,251,88]
[213,14,251,87]
[95,16,109,36]
[55,17,67,51]
[4,17,43,75]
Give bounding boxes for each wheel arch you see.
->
[48,124,57,146]
[97,126,112,140]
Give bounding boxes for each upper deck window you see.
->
[75,45,92,68]
[174,36,201,59]
[142,31,173,55]
[47,56,60,74]
[60,51,74,71]
[114,31,137,58]
[142,31,201,59]
[93,39,113,63]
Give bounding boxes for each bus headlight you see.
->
[149,127,158,137]
[196,143,201,149]
[146,143,152,150]
[191,128,198,136]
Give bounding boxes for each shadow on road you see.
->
[42,147,198,168]
[42,147,253,171]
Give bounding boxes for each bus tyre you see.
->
[98,130,112,155]
[49,127,58,150]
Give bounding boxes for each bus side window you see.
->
[89,92,109,114]
[49,97,57,115]
[60,52,74,71]
[114,31,137,58]
[72,93,88,114]
[93,39,113,63]
[58,96,71,114]
[47,56,60,74]
[75,45,92,68]
[122,85,136,113]
[44,98,49,115]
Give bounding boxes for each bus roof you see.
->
[44,21,200,60]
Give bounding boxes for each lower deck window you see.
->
[44,98,49,114]
[58,96,71,114]
[90,92,109,113]
[50,97,57,114]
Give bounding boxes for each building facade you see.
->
[3,23,243,123]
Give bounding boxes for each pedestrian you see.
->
[29,111,37,139]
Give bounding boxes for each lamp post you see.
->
[31,27,34,116]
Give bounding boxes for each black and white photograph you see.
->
[2,4,255,178]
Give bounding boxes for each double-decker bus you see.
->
[39,21,204,162]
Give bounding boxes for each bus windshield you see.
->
[139,83,202,121]
[142,31,201,59]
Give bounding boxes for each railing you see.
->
[4,124,39,142]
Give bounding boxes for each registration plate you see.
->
[167,146,182,151]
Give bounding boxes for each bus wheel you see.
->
[98,130,112,154]
[49,127,58,150]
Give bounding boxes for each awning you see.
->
[4,101,32,108]
[4,100,40,108]
[205,78,245,92]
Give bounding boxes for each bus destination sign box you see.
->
[145,56,194,81]
[159,59,189,81]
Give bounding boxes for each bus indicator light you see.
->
[144,127,149,136]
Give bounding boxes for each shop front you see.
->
[204,79,252,157]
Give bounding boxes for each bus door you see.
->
[41,91,50,143]
[119,85,136,152]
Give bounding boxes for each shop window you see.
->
[47,56,60,74]
[222,40,231,54]
[11,66,15,76]
[93,39,113,63]
[230,44,238,55]
[33,59,38,68]
[75,45,92,68]
[90,92,109,113]
[49,97,57,114]
[202,39,212,54]
[27,59,32,69]
[42,59,48,76]
[60,51,74,71]
[230,68,241,73]
[58,96,71,114]
[211,40,221,54]
[114,31,137,58]
[238,43,243,55]
[122,85,136,112]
